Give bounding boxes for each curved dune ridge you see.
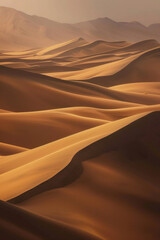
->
[0,143,28,156]
[46,46,160,80]
[36,38,88,56]
[0,37,160,240]
[54,40,130,58]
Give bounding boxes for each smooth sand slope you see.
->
[0,38,160,240]
[1,65,144,112]
[0,143,28,156]
[0,110,106,149]
[36,38,87,56]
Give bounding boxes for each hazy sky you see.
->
[0,0,160,25]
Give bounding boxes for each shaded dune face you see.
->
[0,36,160,240]
[0,201,98,240]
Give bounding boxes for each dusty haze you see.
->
[0,2,160,240]
[0,0,160,25]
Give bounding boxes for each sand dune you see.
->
[56,39,159,59]
[110,82,160,95]
[57,104,160,121]
[0,200,98,240]
[81,47,160,87]
[0,112,160,240]
[0,35,160,240]
[46,47,160,80]
[0,143,28,156]
[17,112,160,240]
[0,112,149,200]
[1,65,143,112]
[36,38,87,56]
[55,40,130,58]
[0,110,106,149]
[116,39,159,52]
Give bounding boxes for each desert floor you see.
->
[0,38,160,240]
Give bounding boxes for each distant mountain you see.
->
[0,6,159,51]
[74,18,160,42]
[0,7,80,51]
[148,24,160,38]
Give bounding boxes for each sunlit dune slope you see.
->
[52,39,159,59]
[0,65,143,112]
[36,38,87,56]
[81,47,160,87]
[47,47,160,80]
[55,40,130,58]
[56,104,160,121]
[0,110,106,149]
[0,112,150,201]
[110,82,160,95]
